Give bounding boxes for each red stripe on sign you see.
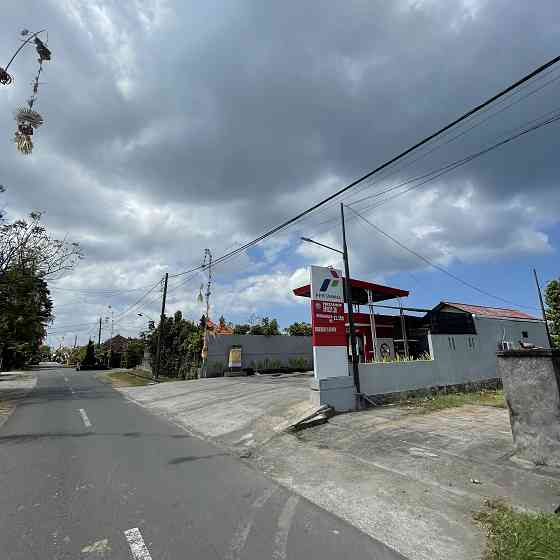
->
[311,300,347,347]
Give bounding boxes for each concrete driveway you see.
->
[120,373,560,560]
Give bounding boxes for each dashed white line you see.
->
[70,388,75,395]
[124,528,153,560]
[78,408,91,428]
[272,496,299,560]
[225,487,275,560]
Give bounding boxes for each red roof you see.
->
[441,302,540,321]
[293,278,409,305]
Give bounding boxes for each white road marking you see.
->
[225,488,275,560]
[70,388,75,395]
[272,496,299,560]
[124,527,153,560]
[64,376,68,382]
[78,408,91,428]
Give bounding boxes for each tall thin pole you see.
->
[154,273,168,379]
[201,249,213,378]
[109,308,114,367]
[533,268,553,349]
[98,317,102,346]
[341,203,361,397]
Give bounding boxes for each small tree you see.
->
[285,321,312,336]
[545,278,560,347]
[82,340,96,366]
[233,323,251,335]
[249,317,280,336]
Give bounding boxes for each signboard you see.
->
[228,347,242,369]
[310,266,348,379]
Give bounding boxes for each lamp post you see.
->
[300,203,361,397]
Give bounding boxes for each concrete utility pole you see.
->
[340,203,361,396]
[98,317,102,346]
[201,249,213,378]
[154,273,169,379]
[109,306,114,367]
[533,268,553,349]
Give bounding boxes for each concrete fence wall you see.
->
[206,335,313,376]
[359,317,548,396]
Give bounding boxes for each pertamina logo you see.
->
[319,269,340,292]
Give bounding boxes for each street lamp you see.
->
[300,203,361,397]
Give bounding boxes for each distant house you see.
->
[103,334,129,353]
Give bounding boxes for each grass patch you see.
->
[474,499,560,560]
[98,371,152,387]
[402,389,506,413]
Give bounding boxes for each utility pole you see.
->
[73,335,77,348]
[201,249,213,378]
[154,273,168,379]
[98,316,102,346]
[533,268,553,349]
[341,203,361,397]
[109,306,114,367]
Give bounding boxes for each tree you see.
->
[545,278,560,347]
[250,317,280,336]
[1,210,82,278]
[233,323,251,335]
[0,196,82,370]
[82,340,96,366]
[125,339,145,369]
[285,321,312,336]
[0,265,52,370]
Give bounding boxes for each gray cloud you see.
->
[2,0,559,344]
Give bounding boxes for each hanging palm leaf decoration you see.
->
[0,67,13,86]
[13,106,44,155]
[6,30,52,155]
[14,131,33,155]
[15,106,44,128]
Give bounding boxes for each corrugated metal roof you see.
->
[441,301,540,320]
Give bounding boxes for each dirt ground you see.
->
[120,375,560,560]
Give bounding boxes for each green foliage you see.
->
[0,201,81,371]
[288,356,311,370]
[401,389,506,413]
[82,340,96,366]
[544,278,560,347]
[474,499,560,560]
[147,311,203,378]
[233,323,251,335]
[375,352,432,363]
[0,266,52,370]
[250,317,280,336]
[125,339,144,369]
[285,321,312,336]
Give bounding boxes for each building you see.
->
[293,276,549,400]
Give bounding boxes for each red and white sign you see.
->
[311,300,346,346]
[310,266,348,379]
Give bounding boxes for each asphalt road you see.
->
[0,368,404,559]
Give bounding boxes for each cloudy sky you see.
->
[1,0,559,347]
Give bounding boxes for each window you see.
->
[522,331,528,339]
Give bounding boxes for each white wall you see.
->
[358,317,548,396]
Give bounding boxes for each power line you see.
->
[345,205,539,311]
[168,53,560,277]
[288,66,560,229]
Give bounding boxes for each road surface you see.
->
[0,368,403,559]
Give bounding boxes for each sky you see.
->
[1,0,559,348]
